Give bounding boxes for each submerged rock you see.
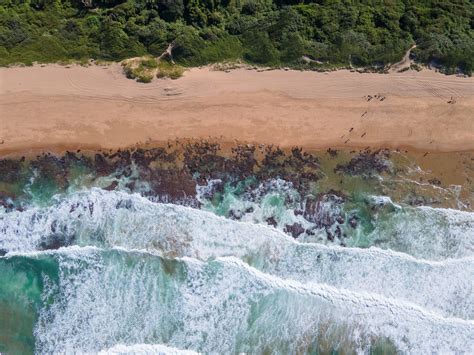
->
[335,149,391,176]
[284,223,305,238]
[228,209,242,220]
[266,216,278,227]
[303,192,345,229]
[348,216,359,229]
[0,159,23,183]
[104,181,119,191]
[38,233,75,251]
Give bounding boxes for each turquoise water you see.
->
[0,147,473,353]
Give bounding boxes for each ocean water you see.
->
[0,146,473,354]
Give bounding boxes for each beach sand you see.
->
[1,64,473,155]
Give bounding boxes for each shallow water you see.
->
[0,145,473,353]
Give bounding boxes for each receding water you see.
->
[0,145,473,353]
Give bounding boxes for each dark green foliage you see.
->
[0,0,472,74]
[243,31,279,64]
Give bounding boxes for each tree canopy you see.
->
[0,0,472,74]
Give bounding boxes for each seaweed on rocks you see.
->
[104,181,119,191]
[94,153,115,177]
[131,147,177,168]
[0,159,24,183]
[0,143,392,244]
[38,233,75,251]
[327,148,338,158]
[28,154,72,198]
[303,192,345,227]
[303,191,348,241]
[1,142,323,214]
[284,223,305,238]
[228,209,243,220]
[428,178,442,186]
[0,191,17,212]
[182,143,321,197]
[230,144,258,179]
[183,141,226,183]
[258,146,321,194]
[335,149,391,176]
[348,215,359,229]
[405,194,441,207]
[147,170,199,207]
[266,216,278,227]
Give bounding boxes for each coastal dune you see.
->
[1,64,473,154]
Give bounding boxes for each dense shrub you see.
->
[0,0,472,74]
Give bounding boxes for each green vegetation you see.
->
[122,56,158,82]
[156,60,184,79]
[122,56,183,82]
[0,0,472,74]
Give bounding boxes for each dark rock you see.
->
[245,207,254,214]
[327,148,338,157]
[231,144,257,178]
[0,191,16,211]
[284,223,305,238]
[104,180,118,191]
[335,149,391,176]
[94,153,114,176]
[327,231,334,241]
[428,178,442,186]
[125,181,136,190]
[38,233,75,250]
[228,210,242,220]
[148,170,198,206]
[29,154,70,190]
[199,180,224,200]
[0,159,23,183]
[348,216,358,229]
[116,199,133,209]
[258,145,321,194]
[266,217,278,227]
[303,193,345,229]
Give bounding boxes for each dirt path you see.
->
[390,45,416,73]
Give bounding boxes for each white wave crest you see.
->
[98,343,198,355]
[25,247,473,354]
[1,188,473,319]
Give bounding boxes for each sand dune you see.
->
[1,64,473,155]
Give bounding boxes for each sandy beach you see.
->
[1,64,473,155]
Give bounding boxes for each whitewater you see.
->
[1,188,473,354]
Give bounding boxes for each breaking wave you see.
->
[1,188,473,353]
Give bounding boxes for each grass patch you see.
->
[410,63,423,72]
[140,57,158,69]
[156,61,184,80]
[121,57,183,82]
[122,56,158,83]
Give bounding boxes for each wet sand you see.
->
[1,64,473,155]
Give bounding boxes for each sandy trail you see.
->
[0,64,473,155]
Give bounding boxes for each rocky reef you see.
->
[1,142,472,246]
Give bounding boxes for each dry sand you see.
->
[1,63,473,155]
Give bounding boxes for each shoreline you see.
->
[0,139,472,212]
[1,63,473,155]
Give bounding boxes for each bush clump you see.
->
[156,61,184,80]
[0,0,472,75]
[122,57,158,83]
